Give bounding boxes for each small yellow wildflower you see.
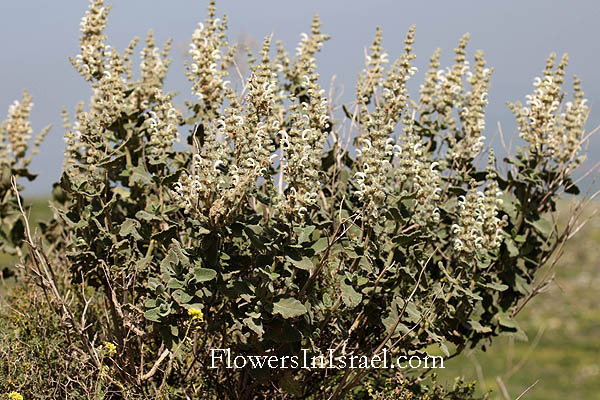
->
[103,341,117,356]
[187,307,204,322]
[7,391,24,400]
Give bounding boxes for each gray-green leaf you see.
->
[120,218,142,240]
[194,267,217,282]
[286,256,314,272]
[272,297,307,319]
[340,280,362,309]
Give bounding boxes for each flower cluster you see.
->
[379,26,416,124]
[395,117,442,227]
[0,91,49,169]
[452,155,505,256]
[419,35,471,137]
[174,37,281,225]
[480,154,506,250]
[145,89,182,159]
[420,35,493,167]
[355,27,417,218]
[7,392,23,400]
[356,27,388,105]
[62,0,184,191]
[172,121,231,217]
[241,36,279,170]
[64,1,128,181]
[70,0,111,81]
[138,31,172,101]
[2,91,33,159]
[452,50,492,162]
[90,61,129,128]
[508,53,589,165]
[62,102,85,170]
[281,95,329,217]
[418,48,441,111]
[102,341,117,356]
[277,14,330,91]
[187,307,205,322]
[269,20,331,218]
[185,0,234,115]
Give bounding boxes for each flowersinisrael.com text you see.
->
[210,348,444,370]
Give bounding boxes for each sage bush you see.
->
[0,0,596,398]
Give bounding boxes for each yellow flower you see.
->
[187,307,204,322]
[103,341,117,356]
[8,391,24,400]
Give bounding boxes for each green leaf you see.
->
[499,192,519,219]
[382,302,409,338]
[295,225,315,244]
[120,218,142,240]
[497,313,528,341]
[387,207,405,223]
[497,313,518,329]
[172,289,193,304]
[311,237,329,254]
[499,326,529,342]
[194,267,217,282]
[272,297,307,319]
[504,237,519,257]
[170,239,190,267]
[529,217,553,236]
[243,317,264,336]
[403,301,421,323]
[393,231,421,245]
[160,250,179,275]
[514,234,527,243]
[128,165,152,185]
[514,274,530,295]
[136,255,153,272]
[112,187,130,199]
[11,168,37,181]
[167,278,184,289]
[340,280,362,309]
[286,255,314,272]
[482,281,509,291]
[197,226,211,235]
[136,210,159,221]
[144,307,161,322]
[564,182,580,195]
[244,225,266,251]
[469,319,492,333]
[458,286,483,301]
[439,342,450,357]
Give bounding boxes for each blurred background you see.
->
[0,1,599,399]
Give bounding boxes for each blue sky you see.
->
[2,0,599,194]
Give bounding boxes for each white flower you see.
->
[213,160,224,172]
